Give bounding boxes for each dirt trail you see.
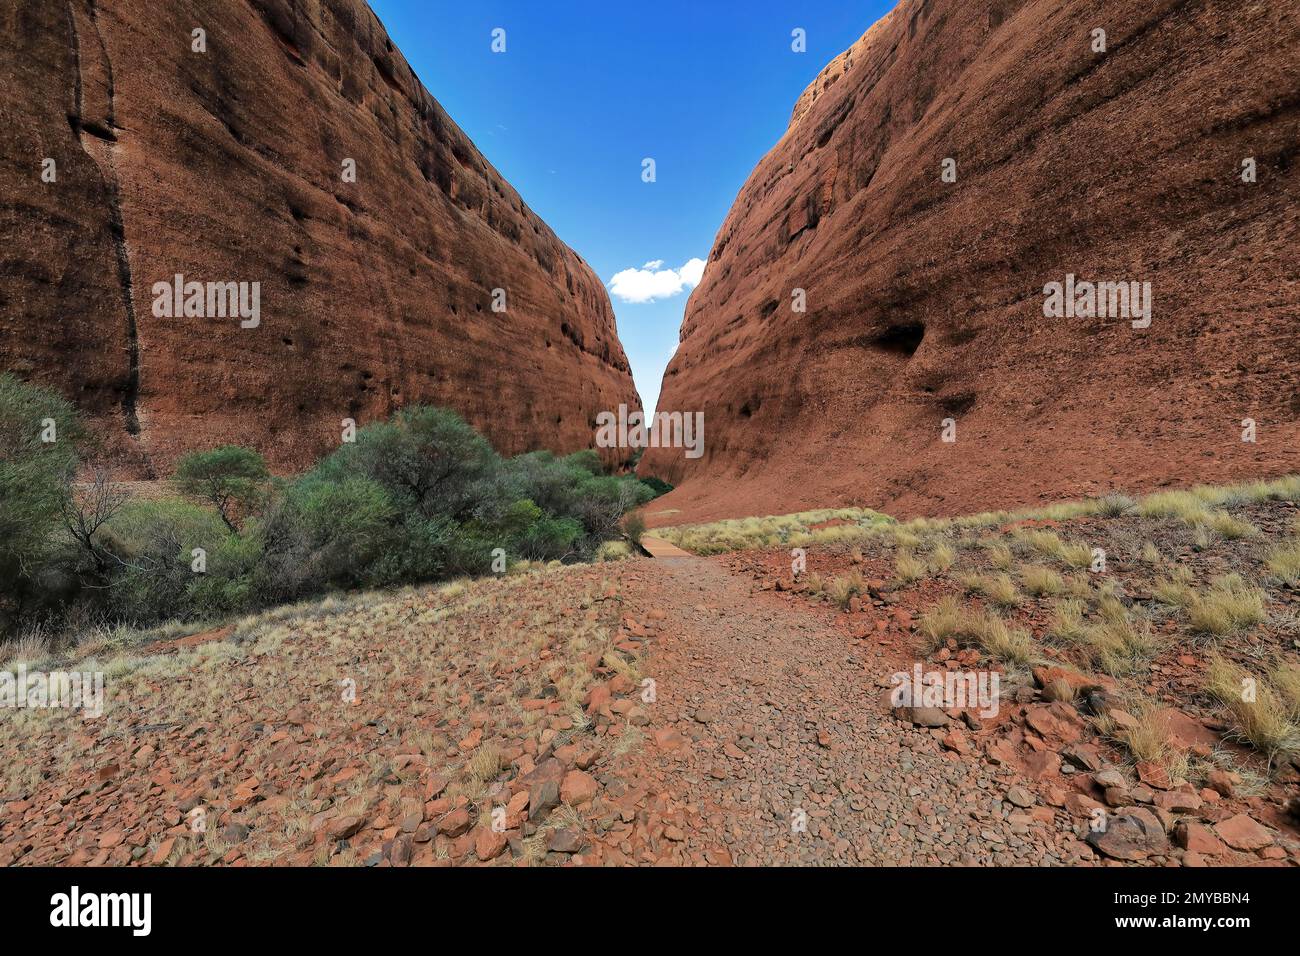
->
[594,555,1083,866]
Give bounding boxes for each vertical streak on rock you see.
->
[67,0,146,455]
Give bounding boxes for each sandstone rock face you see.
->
[642,0,1300,523]
[1,0,637,476]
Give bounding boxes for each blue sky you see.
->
[369,0,892,413]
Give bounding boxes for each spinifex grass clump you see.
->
[1205,656,1300,767]
[1186,575,1267,637]
[657,507,893,555]
[919,596,1034,666]
[1265,540,1300,585]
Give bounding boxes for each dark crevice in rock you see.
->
[869,321,926,357]
[68,0,146,454]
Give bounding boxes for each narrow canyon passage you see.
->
[590,556,1082,866]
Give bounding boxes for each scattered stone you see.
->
[1136,761,1172,790]
[1174,821,1227,856]
[474,827,508,860]
[1005,786,1034,808]
[1205,769,1240,798]
[1214,814,1274,851]
[1094,769,1126,790]
[560,770,599,806]
[1087,808,1169,861]
[329,815,367,841]
[901,707,949,728]
[548,828,582,853]
[436,809,472,838]
[1153,790,1202,813]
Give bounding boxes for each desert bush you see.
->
[316,405,497,521]
[638,476,673,498]
[98,499,234,623]
[622,511,646,548]
[174,446,270,531]
[0,374,83,625]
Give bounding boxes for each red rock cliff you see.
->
[0,0,638,476]
[642,0,1300,524]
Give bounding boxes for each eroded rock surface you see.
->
[1,0,637,475]
[642,0,1300,523]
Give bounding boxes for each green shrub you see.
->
[0,399,671,632]
[316,406,497,520]
[100,499,233,624]
[174,446,270,531]
[256,476,398,600]
[0,375,83,624]
[639,476,674,498]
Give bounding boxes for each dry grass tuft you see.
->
[1020,565,1064,597]
[983,573,1020,610]
[1265,540,1300,585]
[1046,599,1087,644]
[919,596,1034,665]
[1060,597,1159,676]
[894,551,927,585]
[927,542,956,573]
[1012,528,1093,569]
[1099,700,1189,779]
[827,571,867,609]
[1186,576,1267,636]
[1205,656,1300,766]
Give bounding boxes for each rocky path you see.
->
[588,555,1083,866]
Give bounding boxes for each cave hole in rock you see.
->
[870,320,925,357]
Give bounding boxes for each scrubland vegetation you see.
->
[0,374,657,647]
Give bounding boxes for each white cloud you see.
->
[608,257,707,304]
[678,257,705,288]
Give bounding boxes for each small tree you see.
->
[61,466,130,578]
[174,446,269,532]
[321,406,498,521]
